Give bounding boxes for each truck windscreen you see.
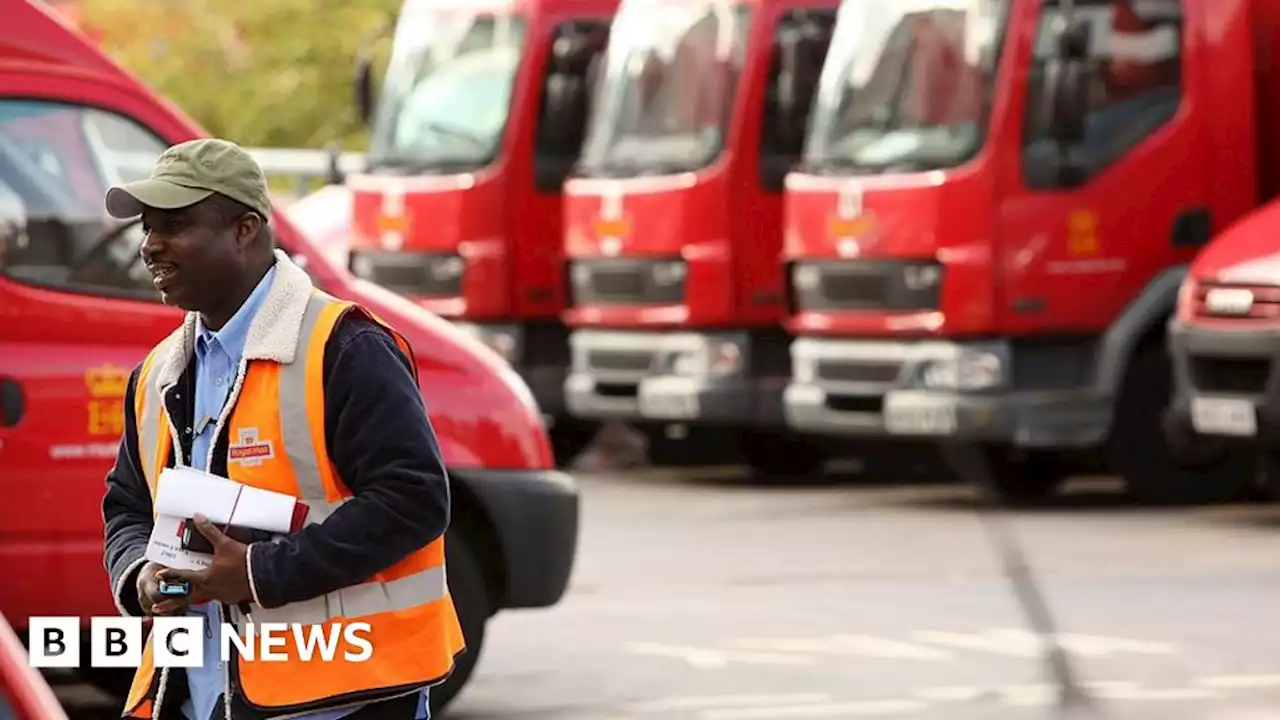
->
[802,0,1010,174]
[576,0,751,177]
[367,8,528,172]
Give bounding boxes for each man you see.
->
[101,138,465,720]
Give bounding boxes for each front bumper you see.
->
[1167,320,1280,446]
[784,337,1110,448]
[451,468,578,610]
[563,329,789,428]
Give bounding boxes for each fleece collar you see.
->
[151,249,316,392]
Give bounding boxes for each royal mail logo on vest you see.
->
[228,427,274,467]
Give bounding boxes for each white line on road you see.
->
[631,694,833,711]
[727,635,954,661]
[1198,675,1280,689]
[699,699,930,719]
[622,642,817,668]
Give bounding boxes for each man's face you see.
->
[138,201,249,313]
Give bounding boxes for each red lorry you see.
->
[0,0,580,713]
[340,0,619,465]
[559,0,839,471]
[1164,0,1280,493]
[779,0,1280,504]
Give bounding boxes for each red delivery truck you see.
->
[341,0,619,466]
[1164,0,1280,492]
[0,0,580,713]
[779,0,1280,504]
[559,0,838,471]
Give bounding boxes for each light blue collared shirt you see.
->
[181,263,429,720]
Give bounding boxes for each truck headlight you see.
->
[673,340,742,377]
[454,323,520,365]
[651,260,687,286]
[920,351,1003,390]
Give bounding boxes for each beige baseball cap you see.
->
[105,138,273,221]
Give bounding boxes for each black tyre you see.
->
[738,432,828,480]
[980,446,1071,506]
[430,534,491,716]
[549,420,599,468]
[1110,344,1255,505]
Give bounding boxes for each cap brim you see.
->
[105,180,214,219]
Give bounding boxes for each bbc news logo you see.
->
[27,617,373,668]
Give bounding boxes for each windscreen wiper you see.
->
[939,440,1102,719]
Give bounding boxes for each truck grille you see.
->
[1192,282,1280,321]
[815,361,901,384]
[587,349,654,372]
[1190,356,1271,394]
[568,258,686,306]
[350,251,464,297]
[787,260,943,312]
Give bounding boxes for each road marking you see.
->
[631,695,832,712]
[700,699,930,719]
[909,629,1177,659]
[909,629,1043,658]
[1198,675,1280,689]
[727,635,953,661]
[622,642,816,668]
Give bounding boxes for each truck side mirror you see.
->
[355,53,376,127]
[543,35,592,152]
[772,23,831,154]
[1041,17,1093,147]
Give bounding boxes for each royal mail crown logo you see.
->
[85,364,130,398]
[228,427,275,468]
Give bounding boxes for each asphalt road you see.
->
[52,465,1280,720]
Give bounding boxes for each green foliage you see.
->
[78,0,400,151]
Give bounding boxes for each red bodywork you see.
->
[563,0,839,331]
[0,0,551,632]
[786,0,1276,340]
[0,613,66,720]
[346,0,619,322]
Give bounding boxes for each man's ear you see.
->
[236,213,263,250]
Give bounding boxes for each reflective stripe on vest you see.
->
[125,289,464,715]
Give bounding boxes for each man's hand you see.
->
[137,561,189,616]
[153,515,253,613]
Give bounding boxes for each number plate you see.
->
[883,395,958,436]
[638,379,700,420]
[1190,397,1256,437]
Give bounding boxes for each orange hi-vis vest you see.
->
[120,253,465,719]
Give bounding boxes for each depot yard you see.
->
[49,464,1280,720]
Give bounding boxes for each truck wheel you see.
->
[430,534,491,716]
[550,420,599,468]
[1109,344,1254,505]
[980,447,1070,505]
[738,432,827,480]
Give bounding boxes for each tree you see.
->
[78,0,400,150]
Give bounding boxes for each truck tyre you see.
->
[980,446,1070,505]
[430,533,490,716]
[1109,344,1254,505]
[738,432,827,480]
[550,420,599,468]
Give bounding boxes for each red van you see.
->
[0,0,579,713]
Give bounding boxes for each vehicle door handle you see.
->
[0,378,24,428]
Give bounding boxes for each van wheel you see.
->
[980,447,1070,505]
[1109,344,1254,505]
[550,420,599,468]
[738,432,827,480]
[430,534,490,716]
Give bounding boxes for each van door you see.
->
[0,81,181,623]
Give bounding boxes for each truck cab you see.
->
[0,0,579,713]
[560,0,837,471]
[344,0,618,465]
[780,0,1277,504]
